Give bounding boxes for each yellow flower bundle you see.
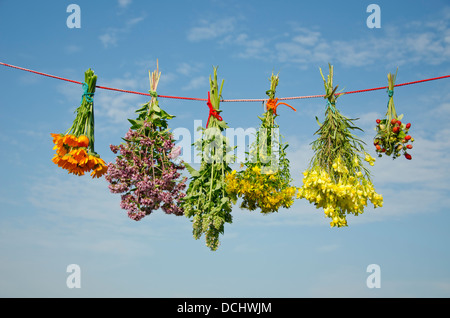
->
[297,64,383,227]
[226,73,297,213]
[50,68,107,178]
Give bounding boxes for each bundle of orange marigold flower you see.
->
[50,68,107,178]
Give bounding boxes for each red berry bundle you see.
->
[373,70,414,160]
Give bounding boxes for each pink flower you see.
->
[168,146,181,159]
[105,128,186,221]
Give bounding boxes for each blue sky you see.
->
[1,0,450,298]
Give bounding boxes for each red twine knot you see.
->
[206,91,223,128]
[266,98,296,116]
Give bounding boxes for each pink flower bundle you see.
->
[105,64,187,221]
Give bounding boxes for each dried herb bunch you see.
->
[106,63,187,221]
[374,69,414,160]
[297,64,383,227]
[226,72,297,213]
[182,66,235,251]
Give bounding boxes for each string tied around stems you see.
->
[81,82,94,103]
[206,91,223,128]
[266,98,296,116]
[326,100,336,113]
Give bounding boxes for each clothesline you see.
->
[2,61,450,102]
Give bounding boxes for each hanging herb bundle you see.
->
[105,63,187,221]
[51,68,108,178]
[226,72,297,213]
[182,66,235,251]
[374,70,414,160]
[297,64,383,227]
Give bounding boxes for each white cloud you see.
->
[177,62,203,76]
[126,16,145,26]
[219,11,450,68]
[235,38,268,60]
[118,0,132,8]
[187,18,236,42]
[99,32,118,48]
[181,76,208,91]
[94,76,148,125]
[292,28,321,46]
[64,44,81,54]
[99,15,145,48]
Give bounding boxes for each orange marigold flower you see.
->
[52,154,61,166]
[70,148,88,162]
[50,133,63,144]
[91,163,107,178]
[63,134,79,148]
[70,166,85,176]
[51,134,64,150]
[77,135,90,148]
[55,145,68,157]
[86,155,101,170]
[59,159,76,171]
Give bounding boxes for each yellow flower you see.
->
[364,152,376,166]
[252,166,261,174]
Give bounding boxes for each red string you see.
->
[206,91,223,128]
[266,98,297,116]
[2,61,450,102]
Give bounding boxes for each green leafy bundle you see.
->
[66,68,97,153]
[310,64,371,181]
[182,66,235,251]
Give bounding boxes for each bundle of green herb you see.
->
[182,66,235,251]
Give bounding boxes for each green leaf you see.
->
[135,103,149,114]
[315,116,322,127]
[184,162,199,177]
[151,103,161,112]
